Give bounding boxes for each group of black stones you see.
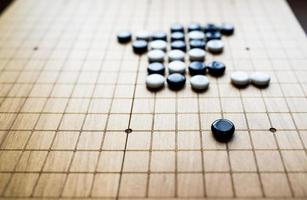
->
[117,22,267,142]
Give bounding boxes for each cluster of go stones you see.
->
[117,22,237,92]
[116,22,271,142]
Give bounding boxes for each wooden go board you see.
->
[0,0,306,199]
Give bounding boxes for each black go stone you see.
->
[190,39,206,49]
[188,61,206,76]
[206,31,222,41]
[152,31,168,41]
[171,23,185,33]
[132,40,148,54]
[202,23,220,33]
[147,63,165,75]
[117,31,132,43]
[211,119,235,142]
[221,23,235,36]
[171,32,185,42]
[167,73,186,90]
[171,40,187,52]
[207,61,226,77]
[188,23,201,32]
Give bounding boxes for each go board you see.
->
[0,0,307,199]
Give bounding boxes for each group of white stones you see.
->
[117,23,271,92]
[231,71,271,88]
[139,28,225,91]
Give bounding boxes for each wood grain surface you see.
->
[0,0,306,199]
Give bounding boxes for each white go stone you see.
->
[190,75,209,90]
[250,72,271,87]
[188,31,205,40]
[147,50,165,62]
[146,74,165,89]
[168,49,185,61]
[207,39,224,53]
[168,60,186,74]
[231,71,250,87]
[150,40,167,51]
[188,48,206,61]
[136,31,152,41]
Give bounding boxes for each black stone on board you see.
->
[147,62,165,75]
[117,31,132,43]
[188,61,206,76]
[152,31,168,41]
[202,23,220,33]
[132,40,148,54]
[170,23,185,33]
[167,73,186,90]
[220,23,235,35]
[207,61,226,77]
[206,31,222,41]
[211,119,235,142]
[190,39,206,49]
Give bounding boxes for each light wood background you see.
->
[0,0,306,199]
